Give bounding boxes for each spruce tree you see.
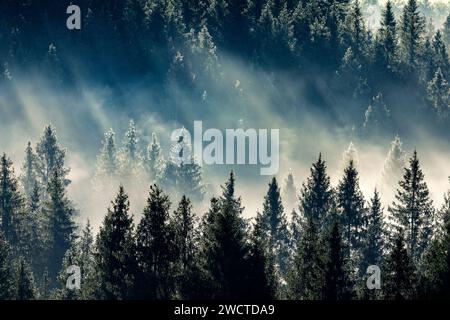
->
[427,68,450,119]
[337,159,366,262]
[15,258,37,300]
[119,120,143,181]
[200,172,250,299]
[283,171,297,213]
[380,135,407,203]
[299,154,334,231]
[247,212,277,299]
[383,231,415,300]
[20,142,38,199]
[0,231,13,299]
[374,0,398,74]
[93,128,118,189]
[95,186,136,300]
[359,189,385,298]
[44,170,76,283]
[135,184,175,299]
[399,0,425,68]
[145,132,163,182]
[389,151,434,262]
[288,216,325,300]
[35,125,70,192]
[323,221,353,300]
[260,177,290,277]
[0,154,23,247]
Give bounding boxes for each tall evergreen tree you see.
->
[44,170,76,283]
[374,0,398,74]
[337,159,366,262]
[94,186,136,300]
[381,135,407,203]
[35,125,70,192]
[283,171,297,213]
[135,184,175,299]
[14,258,37,300]
[260,177,290,277]
[93,128,118,188]
[0,154,23,247]
[323,221,353,300]
[20,142,38,199]
[298,154,334,231]
[200,172,250,299]
[427,68,450,119]
[119,120,143,180]
[145,132,163,182]
[383,231,415,300]
[389,151,434,262]
[288,216,325,300]
[0,231,13,300]
[399,0,425,68]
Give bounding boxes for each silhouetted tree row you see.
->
[1,125,450,300]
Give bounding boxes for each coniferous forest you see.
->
[1,0,450,301]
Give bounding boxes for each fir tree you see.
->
[323,221,353,300]
[299,154,334,231]
[35,125,70,192]
[427,68,450,120]
[95,186,136,300]
[20,142,38,199]
[145,132,163,182]
[119,120,143,180]
[247,212,277,299]
[381,135,407,203]
[44,170,76,284]
[389,151,434,263]
[283,171,297,213]
[374,0,398,74]
[383,231,415,300]
[288,216,325,300]
[0,231,13,300]
[135,184,175,299]
[199,172,250,299]
[399,0,425,68]
[0,154,23,247]
[14,258,37,300]
[260,177,290,277]
[337,159,366,262]
[93,129,118,188]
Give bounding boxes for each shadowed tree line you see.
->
[1,125,450,300]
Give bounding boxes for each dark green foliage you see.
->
[43,170,76,284]
[323,221,353,300]
[337,160,366,262]
[199,172,251,299]
[383,232,415,300]
[389,151,434,263]
[0,231,13,299]
[260,177,290,277]
[94,186,136,300]
[135,184,175,299]
[14,258,36,300]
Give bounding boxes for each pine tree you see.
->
[35,125,70,192]
[283,171,297,213]
[363,93,391,133]
[0,154,23,247]
[199,172,250,299]
[443,14,450,45]
[337,159,366,262]
[260,177,290,277]
[20,142,38,199]
[135,184,175,299]
[0,231,13,300]
[247,212,277,299]
[44,170,76,283]
[288,216,325,300]
[381,135,407,203]
[374,0,398,74]
[399,0,425,68]
[145,132,163,182]
[299,154,335,233]
[95,186,136,300]
[14,258,37,300]
[93,128,118,188]
[119,120,143,180]
[427,68,450,119]
[171,195,203,299]
[344,0,367,60]
[323,221,353,300]
[389,151,434,263]
[432,30,450,77]
[383,231,415,300]
[359,189,385,298]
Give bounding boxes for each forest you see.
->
[1,0,450,300]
